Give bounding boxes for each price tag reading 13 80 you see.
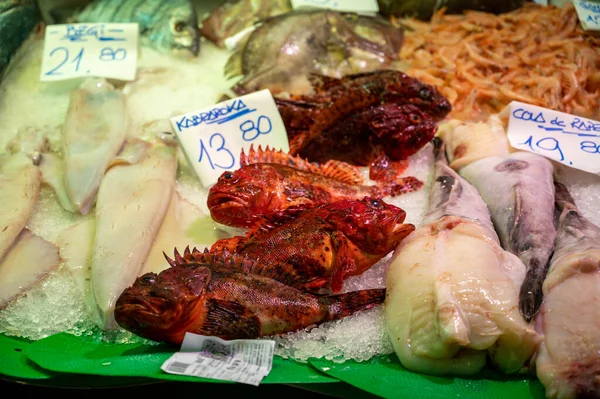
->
[40,23,138,81]
[170,89,290,188]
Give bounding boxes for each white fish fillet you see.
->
[437,115,511,172]
[63,78,127,215]
[55,218,96,300]
[91,144,177,329]
[535,183,600,399]
[140,192,217,275]
[0,229,60,309]
[385,139,540,376]
[0,152,41,261]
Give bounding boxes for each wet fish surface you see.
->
[459,151,556,321]
[114,250,386,345]
[385,138,540,375]
[225,10,404,94]
[73,0,200,55]
[535,182,600,399]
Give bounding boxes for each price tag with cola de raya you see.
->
[40,23,138,81]
[170,89,289,188]
[501,101,600,175]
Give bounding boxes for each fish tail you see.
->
[320,289,386,320]
[519,259,548,322]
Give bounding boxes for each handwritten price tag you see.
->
[170,89,290,188]
[40,23,138,82]
[573,0,600,30]
[500,101,600,174]
[290,0,379,14]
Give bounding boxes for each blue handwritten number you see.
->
[519,135,565,161]
[45,47,70,76]
[198,133,235,170]
[71,48,84,71]
[240,116,272,141]
[99,47,127,61]
[580,141,600,154]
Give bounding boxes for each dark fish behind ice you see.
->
[385,138,540,376]
[74,0,200,56]
[460,152,556,321]
[225,10,404,94]
[0,0,40,81]
[535,182,600,399]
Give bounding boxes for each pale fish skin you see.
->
[0,229,60,309]
[459,151,556,321]
[535,182,600,399]
[437,114,512,172]
[63,78,128,215]
[0,152,41,261]
[385,138,541,376]
[75,0,200,56]
[91,144,177,330]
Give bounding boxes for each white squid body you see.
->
[91,144,177,329]
[63,78,127,215]
[384,140,541,375]
[535,184,600,399]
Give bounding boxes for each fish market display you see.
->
[276,70,451,154]
[207,146,422,229]
[225,10,404,94]
[385,138,540,375]
[398,3,600,120]
[0,0,39,81]
[114,250,386,345]
[74,0,200,56]
[200,0,291,48]
[460,151,556,321]
[209,197,414,294]
[378,0,525,20]
[91,144,177,329]
[535,182,600,399]
[62,78,127,215]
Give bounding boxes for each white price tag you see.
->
[290,0,379,14]
[170,89,289,188]
[500,101,600,174]
[161,333,275,386]
[573,0,600,30]
[40,23,138,82]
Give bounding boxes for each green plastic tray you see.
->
[0,332,546,397]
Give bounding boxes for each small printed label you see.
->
[290,0,379,14]
[40,23,138,81]
[500,101,600,174]
[161,333,275,386]
[170,89,289,188]
[573,0,600,30]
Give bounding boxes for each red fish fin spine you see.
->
[319,160,365,185]
[320,289,386,320]
[329,231,354,293]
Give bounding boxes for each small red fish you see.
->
[114,250,385,345]
[277,70,451,153]
[207,146,423,228]
[209,197,415,294]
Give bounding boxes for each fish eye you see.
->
[223,172,234,179]
[174,21,186,33]
[370,199,382,208]
[409,113,422,123]
[140,274,156,285]
[419,88,432,100]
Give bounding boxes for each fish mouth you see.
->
[207,193,250,211]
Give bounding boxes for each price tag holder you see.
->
[161,333,275,386]
[40,23,138,82]
[573,0,600,30]
[500,101,600,174]
[170,89,290,188]
[290,0,379,14]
